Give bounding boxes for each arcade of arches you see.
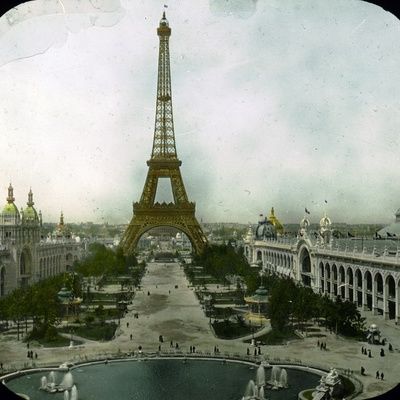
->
[318,261,399,320]
[245,242,400,323]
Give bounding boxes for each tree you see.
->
[75,244,138,277]
[268,280,291,332]
[293,285,318,331]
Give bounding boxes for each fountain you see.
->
[60,372,74,390]
[266,366,288,389]
[279,369,288,388]
[268,365,280,389]
[256,365,265,387]
[242,364,289,399]
[40,376,47,390]
[243,379,257,399]
[71,385,78,400]
[42,371,57,393]
[7,359,323,400]
[40,371,76,394]
[49,371,56,385]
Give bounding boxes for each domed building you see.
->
[255,214,277,240]
[54,212,71,239]
[0,185,83,296]
[0,184,21,229]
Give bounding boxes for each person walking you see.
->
[380,372,384,380]
[376,371,380,379]
[360,366,365,376]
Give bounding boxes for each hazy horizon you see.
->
[0,0,399,226]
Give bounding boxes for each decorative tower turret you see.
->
[23,189,39,223]
[121,12,207,254]
[27,188,33,207]
[7,183,15,204]
[22,188,40,243]
[0,184,21,243]
[319,212,332,245]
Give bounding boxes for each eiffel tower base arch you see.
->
[121,205,207,255]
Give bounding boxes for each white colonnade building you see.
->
[244,212,400,323]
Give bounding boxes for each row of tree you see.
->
[0,274,68,340]
[267,276,365,337]
[192,244,260,292]
[74,243,138,276]
[0,244,141,341]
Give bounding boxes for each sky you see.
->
[0,0,399,225]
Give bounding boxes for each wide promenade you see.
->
[1,262,399,399]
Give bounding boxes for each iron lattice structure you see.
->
[121,12,208,255]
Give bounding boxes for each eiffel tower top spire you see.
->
[151,11,177,160]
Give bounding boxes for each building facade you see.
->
[244,212,400,323]
[0,185,83,297]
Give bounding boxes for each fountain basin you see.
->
[5,358,321,400]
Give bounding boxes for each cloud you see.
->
[0,0,399,225]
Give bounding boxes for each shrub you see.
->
[84,315,95,326]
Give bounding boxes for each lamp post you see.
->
[288,300,293,329]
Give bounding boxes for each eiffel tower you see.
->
[121,12,208,255]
